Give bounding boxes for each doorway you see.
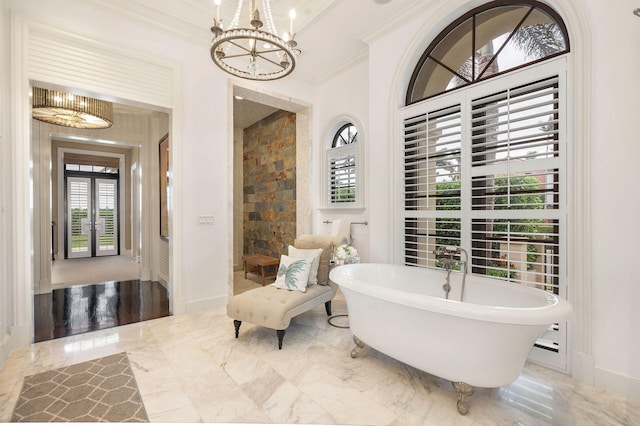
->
[66,174,119,259]
[231,85,312,296]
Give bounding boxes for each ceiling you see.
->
[94,0,429,127]
[233,98,279,129]
[96,0,427,84]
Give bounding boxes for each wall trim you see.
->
[185,295,227,313]
[571,350,594,384]
[546,0,594,375]
[319,113,365,211]
[10,12,35,347]
[594,366,640,400]
[9,11,185,346]
[228,81,313,298]
[157,277,168,290]
[0,331,8,371]
[56,147,127,260]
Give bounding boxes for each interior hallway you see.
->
[51,256,140,289]
[36,256,168,343]
[33,280,169,343]
[32,262,260,344]
[2,298,637,425]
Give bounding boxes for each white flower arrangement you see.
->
[334,244,359,264]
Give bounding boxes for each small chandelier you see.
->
[210,0,300,81]
[32,87,113,129]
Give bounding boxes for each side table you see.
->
[242,254,280,286]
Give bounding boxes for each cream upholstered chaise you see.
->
[227,235,345,349]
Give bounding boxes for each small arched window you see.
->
[324,120,361,207]
[406,0,569,104]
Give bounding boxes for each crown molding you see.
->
[360,0,430,45]
[85,0,211,46]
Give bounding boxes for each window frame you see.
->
[320,117,364,211]
[398,57,568,369]
[405,0,570,105]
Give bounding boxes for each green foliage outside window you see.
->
[435,175,547,277]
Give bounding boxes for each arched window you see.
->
[332,123,358,147]
[400,1,569,369]
[406,1,568,104]
[324,120,362,208]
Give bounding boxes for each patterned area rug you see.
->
[11,352,148,422]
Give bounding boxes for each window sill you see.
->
[317,206,366,214]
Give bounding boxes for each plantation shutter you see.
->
[469,75,561,290]
[403,102,462,267]
[327,144,357,204]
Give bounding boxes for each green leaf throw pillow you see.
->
[288,245,323,285]
[272,254,312,292]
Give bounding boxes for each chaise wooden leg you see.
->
[324,301,332,316]
[234,320,241,338]
[276,329,285,349]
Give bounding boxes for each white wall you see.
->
[1,0,639,400]
[587,0,640,395]
[314,59,370,261]
[0,0,316,352]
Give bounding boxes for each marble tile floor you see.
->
[1,292,638,425]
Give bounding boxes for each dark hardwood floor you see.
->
[34,280,170,343]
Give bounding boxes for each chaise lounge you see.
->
[227,234,344,349]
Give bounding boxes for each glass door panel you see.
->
[95,178,118,256]
[67,177,92,258]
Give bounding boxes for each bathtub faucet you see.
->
[433,246,468,301]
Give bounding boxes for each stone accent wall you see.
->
[243,110,296,258]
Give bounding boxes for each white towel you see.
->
[331,220,351,244]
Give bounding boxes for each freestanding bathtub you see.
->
[329,263,572,414]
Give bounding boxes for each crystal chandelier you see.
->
[31,87,113,129]
[210,0,300,81]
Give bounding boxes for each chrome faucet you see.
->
[433,246,468,301]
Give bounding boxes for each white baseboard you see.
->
[571,350,595,385]
[0,329,8,371]
[572,350,640,399]
[185,295,228,313]
[595,366,640,400]
[0,324,29,372]
[141,268,151,281]
[157,277,168,289]
[34,278,52,295]
[171,296,186,316]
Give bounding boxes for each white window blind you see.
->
[69,180,90,253]
[97,180,117,252]
[469,76,560,291]
[327,145,357,204]
[403,105,462,212]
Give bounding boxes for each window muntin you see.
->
[332,123,358,147]
[406,1,568,104]
[401,69,562,288]
[403,105,462,212]
[468,76,560,290]
[65,163,119,174]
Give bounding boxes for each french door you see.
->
[66,176,119,258]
